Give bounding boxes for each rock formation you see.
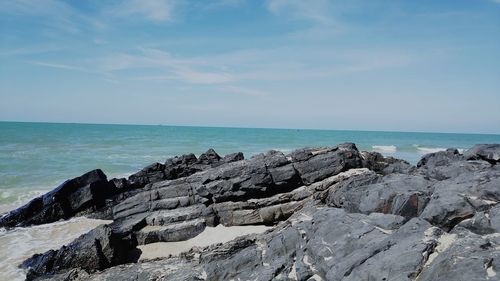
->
[1,143,499,280]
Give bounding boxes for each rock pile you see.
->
[1,143,499,281]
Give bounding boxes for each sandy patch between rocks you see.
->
[138,224,272,260]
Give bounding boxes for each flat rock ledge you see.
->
[1,143,499,281]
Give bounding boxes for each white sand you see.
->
[138,224,272,260]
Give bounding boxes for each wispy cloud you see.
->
[0,0,105,33]
[27,60,117,83]
[265,0,334,25]
[219,86,268,97]
[26,45,415,87]
[109,0,178,22]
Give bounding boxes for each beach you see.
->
[1,122,500,280]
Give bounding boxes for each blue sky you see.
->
[1,0,499,134]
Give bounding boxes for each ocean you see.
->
[1,121,500,280]
[2,121,500,215]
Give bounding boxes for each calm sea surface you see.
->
[1,121,500,213]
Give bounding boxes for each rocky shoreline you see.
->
[1,143,499,281]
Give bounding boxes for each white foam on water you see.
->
[415,146,447,154]
[0,217,111,281]
[372,145,397,153]
[0,189,49,216]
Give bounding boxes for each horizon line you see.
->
[1,119,499,137]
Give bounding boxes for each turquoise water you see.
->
[1,121,500,213]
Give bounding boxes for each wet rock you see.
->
[22,224,136,281]
[0,169,115,227]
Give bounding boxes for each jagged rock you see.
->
[197,148,221,165]
[10,143,500,281]
[419,166,500,230]
[222,152,244,163]
[326,172,433,220]
[163,153,198,179]
[127,162,166,189]
[22,224,136,281]
[135,218,207,244]
[0,169,115,227]
[415,226,500,281]
[417,148,463,168]
[44,206,439,281]
[289,143,363,184]
[361,151,413,174]
[464,144,500,164]
[457,208,499,235]
[1,149,243,227]
[415,148,493,180]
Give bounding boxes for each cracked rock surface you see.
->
[1,143,499,280]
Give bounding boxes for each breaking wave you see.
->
[372,145,397,153]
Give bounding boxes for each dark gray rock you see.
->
[464,144,500,164]
[417,148,463,168]
[135,218,207,244]
[327,172,433,220]
[22,224,136,281]
[420,166,500,230]
[222,152,244,163]
[197,148,221,165]
[127,162,166,189]
[290,143,363,184]
[48,206,438,281]
[361,151,413,174]
[10,143,500,281]
[415,148,494,180]
[415,226,500,281]
[0,169,115,227]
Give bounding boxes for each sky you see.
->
[0,0,499,134]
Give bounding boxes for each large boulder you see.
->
[326,172,433,220]
[464,144,500,164]
[289,143,363,184]
[127,149,244,189]
[22,224,136,281]
[361,151,413,174]
[0,169,115,227]
[419,166,500,230]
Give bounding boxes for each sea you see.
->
[1,121,500,280]
[2,121,500,215]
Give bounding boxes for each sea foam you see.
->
[372,145,397,153]
[0,217,110,281]
[414,145,447,154]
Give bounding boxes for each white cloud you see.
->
[219,86,267,97]
[0,0,105,33]
[110,0,177,22]
[27,45,415,87]
[265,0,333,25]
[174,69,233,84]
